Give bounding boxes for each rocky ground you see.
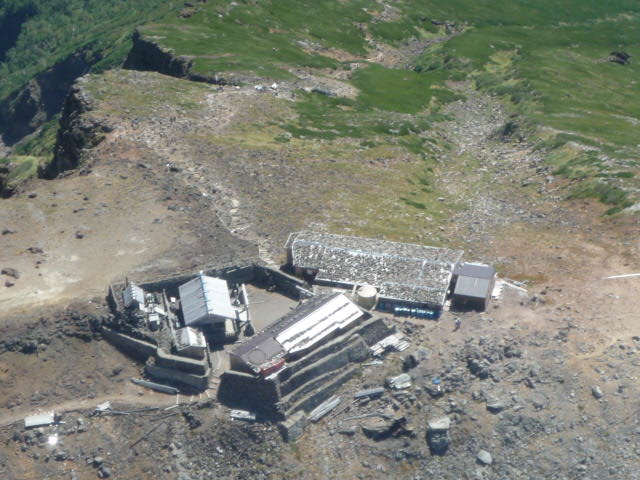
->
[0,63,639,479]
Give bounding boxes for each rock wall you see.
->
[101,327,156,360]
[124,29,234,86]
[217,370,282,418]
[124,29,194,79]
[280,337,369,396]
[156,348,208,375]
[145,364,209,390]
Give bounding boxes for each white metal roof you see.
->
[177,327,207,349]
[179,274,236,326]
[24,412,56,428]
[275,293,363,354]
[123,283,145,308]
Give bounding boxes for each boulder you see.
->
[1,267,19,279]
[592,385,603,399]
[477,449,493,465]
[361,415,407,440]
[486,399,507,414]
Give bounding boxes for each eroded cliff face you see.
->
[0,46,103,146]
[124,28,231,85]
[40,79,113,179]
[124,29,194,79]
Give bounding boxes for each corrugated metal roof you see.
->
[177,327,207,349]
[232,293,362,371]
[24,412,55,428]
[453,262,495,279]
[454,276,492,299]
[179,275,236,326]
[275,293,363,353]
[123,283,145,308]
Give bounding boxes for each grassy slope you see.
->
[138,0,640,212]
[0,0,178,101]
[7,0,637,214]
[409,1,640,211]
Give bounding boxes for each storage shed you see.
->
[175,327,208,359]
[179,274,237,326]
[451,263,496,311]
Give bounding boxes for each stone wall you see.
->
[217,370,282,418]
[145,364,209,390]
[254,266,306,299]
[280,337,369,396]
[156,348,208,376]
[101,328,156,361]
[356,316,396,346]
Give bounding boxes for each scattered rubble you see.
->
[386,373,412,390]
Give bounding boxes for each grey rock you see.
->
[486,400,507,413]
[54,451,68,461]
[592,385,603,399]
[361,415,407,440]
[1,268,19,279]
[477,450,493,465]
[98,466,111,478]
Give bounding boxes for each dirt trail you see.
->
[435,83,640,342]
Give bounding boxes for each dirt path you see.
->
[0,383,224,429]
[434,83,640,342]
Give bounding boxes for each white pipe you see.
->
[603,273,640,280]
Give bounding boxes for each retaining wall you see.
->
[156,348,208,376]
[217,370,281,417]
[102,328,156,360]
[357,316,396,346]
[145,364,209,390]
[254,266,306,299]
[288,367,360,415]
[280,337,369,396]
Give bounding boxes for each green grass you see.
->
[141,0,381,80]
[0,155,41,192]
[14,115,60,158]
[0,0,178,102]
[351,64,460,113]
[406,3,640,211]
[568,180,633,213]
[6,0,640,213]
